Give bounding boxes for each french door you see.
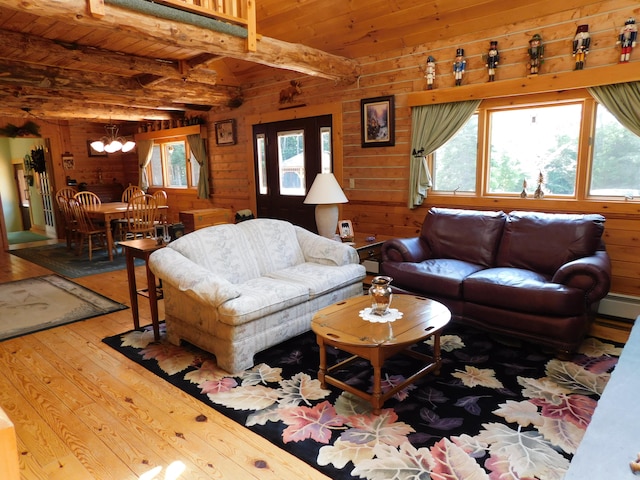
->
[253,115,332,233]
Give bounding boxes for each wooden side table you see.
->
[119,238,166,341]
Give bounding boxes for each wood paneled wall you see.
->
[2,0,638,299]
[217,0,640,298]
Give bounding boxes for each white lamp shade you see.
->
[303,173,348,205]
[304,173,348,238]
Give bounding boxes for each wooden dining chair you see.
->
[123,194,159,240]
[68,197,109,260]
[121,185,144,203]
[56,194,78,250]
[56,186,78,199]
[151,189,168,206]
[73,190,101,207]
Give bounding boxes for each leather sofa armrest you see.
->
[551,250,611,304]
[381,237,430,263]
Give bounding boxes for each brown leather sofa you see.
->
[380,208,611,355]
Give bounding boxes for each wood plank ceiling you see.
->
[0,0,605,123]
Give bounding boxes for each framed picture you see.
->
[339,219,354,240]
[62,153,75,170]
[361,95,395,148]
[215,119,237,145]
[87,140,107,157]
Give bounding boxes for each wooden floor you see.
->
[0,247,330,480]
[0,246,631,479]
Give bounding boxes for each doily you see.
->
[359,307,403,323]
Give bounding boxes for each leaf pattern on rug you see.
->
[108,325,620,480]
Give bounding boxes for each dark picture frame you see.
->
[215,119,237,146]
[87,140,107,157]
[361,95,395,148]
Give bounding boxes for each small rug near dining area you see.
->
[0,275,127,341]
[103,322,621,480]
[10,242,143,278]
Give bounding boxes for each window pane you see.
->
[488,104,580,195]
[590,105,640,197]
[189,151,200,187]
[256,134,267,195]
[433,114,478,192]
[165,141,187,187]
[150,145,163,186]
[278,129,305,196]
[320,127,332,173]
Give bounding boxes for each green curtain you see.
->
[588,81,640,137]
[137,139,154,191]
[408,100,480,208]
[187,133,210,199]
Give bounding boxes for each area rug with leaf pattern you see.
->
[103,322,621,480]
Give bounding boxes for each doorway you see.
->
[253,115,332,233]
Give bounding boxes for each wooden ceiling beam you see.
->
[0,0,360,83]
[0,60,239,106]
[0,28,219,86]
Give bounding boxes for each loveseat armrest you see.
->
[149,248,240,307]
[551,250,611,304]
[381,237,430,263]
[295,226,359,266]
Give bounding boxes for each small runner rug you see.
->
[0,275,127,341]
[10,243,143,278]
[103,322,621,480]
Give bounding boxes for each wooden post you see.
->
[0,406,19,480]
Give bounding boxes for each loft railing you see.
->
[153,0,257,51]
[88,0,257,51]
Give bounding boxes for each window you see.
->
[148,137,200,189]
[278,129,306,196]
[433,114,478,192]
[590,104,640,197]
[428,91,639,201]
[488,104,580,196]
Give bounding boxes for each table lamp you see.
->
[303,173,348,238]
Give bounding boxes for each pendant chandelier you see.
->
[90,124,136,153]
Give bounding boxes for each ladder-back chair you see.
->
[123,194,159,240]
[68,197,108,260]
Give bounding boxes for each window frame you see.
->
[426,89,631,203]
[146,135,199,190]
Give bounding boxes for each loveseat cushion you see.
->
[464,267,586,316]
[496,211,605,276]
[421,208,507,267]
[267,262,365,298]
[236,218,306,275]
[166,223,261,283]
[382,259,485,299]
[217,277,309,326]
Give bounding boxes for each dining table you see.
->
[83,202,168,261]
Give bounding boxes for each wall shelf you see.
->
[134,125,205,141]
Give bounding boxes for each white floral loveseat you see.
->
[148,218,366,373]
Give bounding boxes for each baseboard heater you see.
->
[598,293,640,322]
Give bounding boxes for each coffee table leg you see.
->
[433,332,442,374]
[317,336,327,388]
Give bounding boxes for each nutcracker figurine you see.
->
[617,18,637,63]
[486,41,499,81]
[528,34,544,75]
[572,24,590,70]
[453,48,466,86]
[425,56,436,89]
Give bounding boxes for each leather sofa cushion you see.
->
[382,259,485,299]
[496,211,605,276]
[421,208,507,267]
[464,267,586,316]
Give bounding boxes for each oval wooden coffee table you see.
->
[311,294,451,414]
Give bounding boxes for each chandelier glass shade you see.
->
[90,124,136,153]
